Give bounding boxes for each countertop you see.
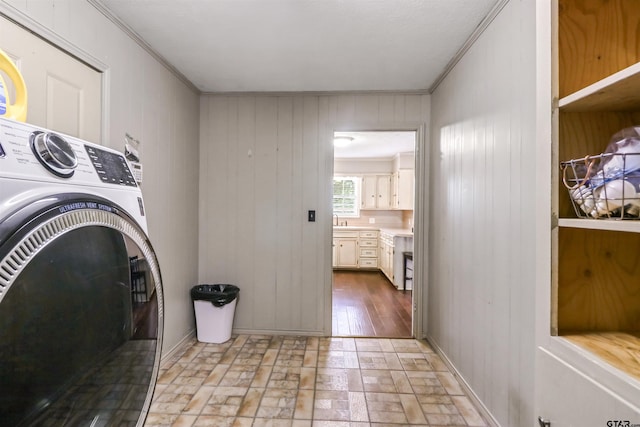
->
[333,225,413,237]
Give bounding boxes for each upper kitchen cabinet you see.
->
[361,174,392,210]
[550,0,640,410]
[391,152,415,210]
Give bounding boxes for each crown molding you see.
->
[88,0,199,94]
[428,0,510,93]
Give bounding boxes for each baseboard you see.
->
[160,329,196,367]
[232,328,325,337]
[425,335,501,427]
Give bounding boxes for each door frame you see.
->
[325,122,428,339]
[0,4,110,145]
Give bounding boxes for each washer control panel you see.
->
[0,117,137,188]
[85,145,137,187]
[30,131,79,178]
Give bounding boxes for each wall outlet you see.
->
[369,218,375,224]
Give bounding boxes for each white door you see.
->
[0,16,101,142]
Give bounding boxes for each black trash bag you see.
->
[191,284,239,307]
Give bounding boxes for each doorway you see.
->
[331,130,417,338]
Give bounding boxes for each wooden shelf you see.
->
[562,332,640,381]
[560,63,640,112]
[559,218,640,233]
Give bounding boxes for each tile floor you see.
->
[145,335,488,427]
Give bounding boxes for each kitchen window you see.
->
[333,176,360,218]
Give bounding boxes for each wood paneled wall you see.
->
[429,0,537,425]
[1,0,201,356]
[199,94,429,334]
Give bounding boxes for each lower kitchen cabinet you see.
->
[358,230,378,269]
[333,229,379,269]
[379,232,394,281]
[333,231,358,268]
[379,231,413,290]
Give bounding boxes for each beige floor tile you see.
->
[295,389,315,419]
[192,414,235,426]
[250,365,272,388]
[157,363,186,384]
[316,368,349,391]
[397,352,432,371]
[348,391,368,422]
[171,414,197,427]
[237,388,264,417]
[435,372,464,395]
[425,413,467,425]
[182,385,215,414]
[255,388,298,418]
[147,335,488,427]
[232,417,254,427]
[361,369,397,393]
[306,337,319,351]
[390,370,413,394]
[452,395,487,426]
[365,392,408,424]
[261,348,280,365]
[313,390,350,421]
[143,412,179,426]
[203,364,230,386]
[346,369,363,392]
[319,338,356,352]
[300,367,317,389]
[304,349,318,367]
[425,353,450,371]
[399,394,428,424]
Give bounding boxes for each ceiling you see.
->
[334,131,415,159]
[98,0,498,93]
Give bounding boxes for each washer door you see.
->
[0,194,163,427]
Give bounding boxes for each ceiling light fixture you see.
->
[333,136,354,147]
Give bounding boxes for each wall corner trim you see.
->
[428,0,510,93]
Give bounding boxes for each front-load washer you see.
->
[0,117,164,427]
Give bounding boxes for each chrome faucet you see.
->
[334,214,339,226]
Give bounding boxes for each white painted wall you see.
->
[199,94,429,334]
[2,0,200,356]
[427,0,536,425]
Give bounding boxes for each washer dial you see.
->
[30,131,78,177]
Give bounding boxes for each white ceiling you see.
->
[334,131,415,159]
[98,0,498,93]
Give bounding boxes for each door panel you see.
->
[0,15,101,142]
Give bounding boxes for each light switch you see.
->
[308,210,315,222]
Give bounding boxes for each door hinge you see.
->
[538,416,551,427]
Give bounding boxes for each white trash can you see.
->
[191,284,239,344]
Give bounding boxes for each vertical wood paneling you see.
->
[291,96,305,328]
[236,97,256,328]
[429,0,536,425]
[379,95,396,122]
[254,97,278,329]
[354,94,379,123]
[200,92,428,334]
[276,97,294,329]
[300,96,320,331]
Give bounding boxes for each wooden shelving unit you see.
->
[554,0,640,382]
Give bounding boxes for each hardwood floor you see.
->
[332,270,412,338]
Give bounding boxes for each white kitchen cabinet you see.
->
[358,230,378,269]
[333,229,379,269]
[361,174,391,209]
[333,231,358,268]
[379,232,394,283]
[392,169,414,210]
[537,0,640,422]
